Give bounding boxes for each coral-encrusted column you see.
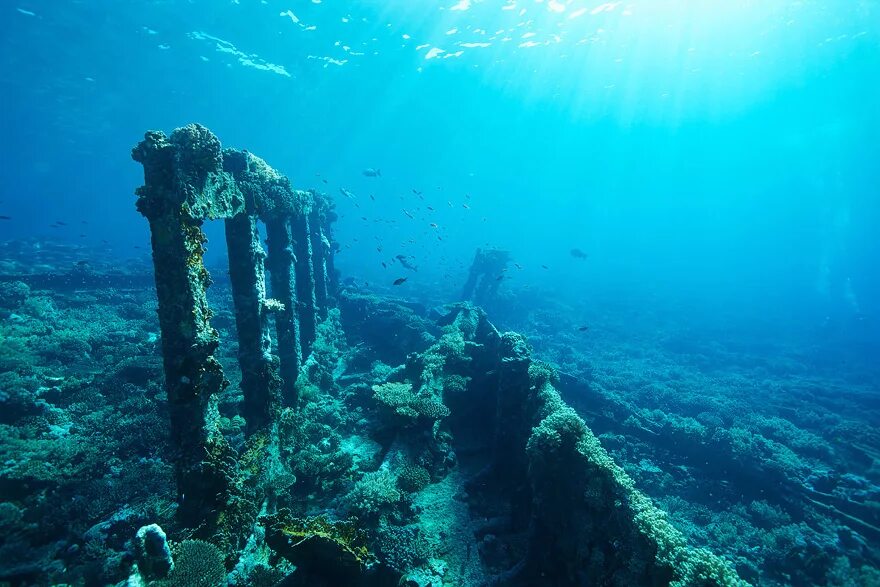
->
[265,217,302,404]
[131,125,241,529]
[309,203,329,320]
[225,212,281,432]
[496,332,534,531]
[292,207,317,356]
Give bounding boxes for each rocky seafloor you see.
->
[0,242,878,586]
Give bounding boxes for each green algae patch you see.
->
[260,510,377,576]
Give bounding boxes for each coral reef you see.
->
[2,125,875,586]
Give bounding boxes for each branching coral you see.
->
[397,464,432,494]
[160,539,227,587]
[345,469,403,519]
[372,382,450,423]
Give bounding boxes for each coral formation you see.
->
[159,539,227,587]
[133,524,174,580]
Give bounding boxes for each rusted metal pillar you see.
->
[325,228,340,299]
[309,201,329,320]
[223,149,303,407]
[265,216,302,404]
[313,192,339,308]
[225,212,281,432]
[292,206,317,356]
[131,124,242,528]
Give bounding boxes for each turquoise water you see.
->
[2,1,879,331]
[1,2,879,586]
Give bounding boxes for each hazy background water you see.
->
[1,0,878,351]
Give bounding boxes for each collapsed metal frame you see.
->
[131,124,337,525]
[131,126,748,586]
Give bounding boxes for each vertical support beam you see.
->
[319,196,340,301]
[325,233,339,299]
[131,127,238,529]
[225,213,281,432]
[309,205,329,320]
[265,217,301,404]
[293,211,317,356]
[496,332,534,531]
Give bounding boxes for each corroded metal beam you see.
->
[309,205,330,321]
[292,208,317,357]
[225,212,280,432]
[265,216,302,404]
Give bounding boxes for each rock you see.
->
[132,524,173,580]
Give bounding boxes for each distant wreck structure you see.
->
[461,247,510,305]
[132,124,337,528]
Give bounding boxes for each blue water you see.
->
[2,2,879,585]
[2,1,879,336]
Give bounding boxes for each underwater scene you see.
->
[1,1,879,586]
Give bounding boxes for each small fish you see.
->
[322,179,328,184]
[362,168,381,177]
[369,194,375,201]
[393,277,408,286]
[382,262,387,268]
[578,326,590,332]
[427,206,434,211]
[495,275,504,281]
[361,216,368,221]
[340,188,355,199]
[462,203,470,209]
[412,188,422,195]
[396,254,418,271]
[541,264,549,269]
[0,215,11,220]
[570,248,588,259]
[430,223,438,228]
[56,221,68,226]
[403,209,414,219]
[376,246,383,252]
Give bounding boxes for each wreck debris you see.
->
[455,306,745,586]
[132,123,338,529]
[461,248,510,305]
[133,125,743,586]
